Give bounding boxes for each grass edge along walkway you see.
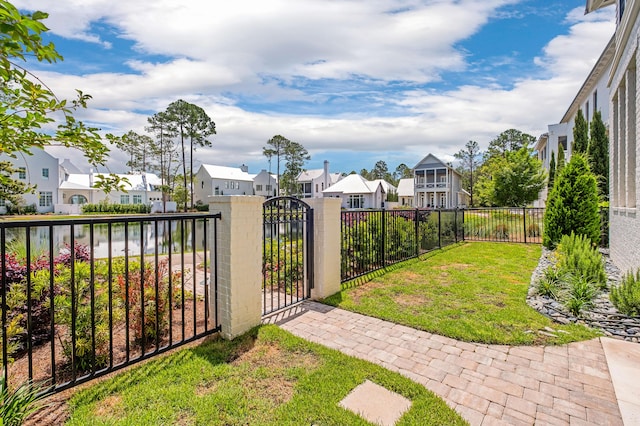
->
[64,325,466,425]
[325,242,600,346]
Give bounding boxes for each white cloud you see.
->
[12,1,616,173]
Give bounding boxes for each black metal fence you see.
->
[340,207,609,283]
[263,197,314,316]
[462,208,544,244]
[1,213,220,394]
[341,209,463,283]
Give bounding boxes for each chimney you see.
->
[240,164,248,172]
[323,160,329,189]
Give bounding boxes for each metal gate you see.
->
[262,197,313,316]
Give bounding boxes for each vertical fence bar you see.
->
[48,224,55,387]
[1,228,7,384]
[213,216,219,328]
[203,218,209,332]
[89,224,96,375]
[107,222,113,369]
[25,226,32,381]
[523,207,527,244]
[140,221,146,357]
[438,210,442,248]
[191,217,197,337]
[70,224,76,382]
[168,219,173,346]
[180,219,185,341]
[124,222,130,363]
[154,219,160,352]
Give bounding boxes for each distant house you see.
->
[397,178,415,207]
[253,170,278,198]
[0,148,63,213]
[193,164,254,203]
[297,160,342,198]
[322,174,386,209]
[413,154,468,208]
[534,36,614,207]
[58,173,162,208]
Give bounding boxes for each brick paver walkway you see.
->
[265,301,623,425]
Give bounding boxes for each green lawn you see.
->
[324,242,600,345]
[65,325,466,425]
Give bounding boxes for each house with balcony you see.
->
[534,35,614,207]
[585,0,640,273]
[413,154,468,208]
[297,160,342,198]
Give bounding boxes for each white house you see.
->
[297,160,342,198]
[586,0,640,273]
[58,172,163,209]
[413,154,468,208]
[253,169,278,198]
[534,36,614,207]
[397,178,415,207]
[0,148,63,213]
[193,164,254,203]
[322,174,386,209]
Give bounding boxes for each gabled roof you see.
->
[397,178,414,197]
[322,174,381,194]
[585,0,615,13]
[413,153,460,177]
[371,179,397,193]
[297,169,342,185]
[199,164,254,182]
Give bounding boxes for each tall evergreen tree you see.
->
[557,144,566,171]
[543,154,600,248]
[588,110,609,200]
[548,151,556,189]
[281,140,310,196]
[263,135,290,195]
[572,109,589,154]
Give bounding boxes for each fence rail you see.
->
[341,207,607,283]
[1,213,220,395]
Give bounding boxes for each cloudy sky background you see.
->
[15,0,615,175]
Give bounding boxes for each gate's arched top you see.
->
[263,196,312,210]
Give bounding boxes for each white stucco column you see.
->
[306,198,342,300]
[209,196,263,340]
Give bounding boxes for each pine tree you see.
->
[543,154,600,248]
[548,151,556,189]
[588,110,609,200]
[572,109,589,154]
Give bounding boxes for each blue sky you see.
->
[16,0,615,176]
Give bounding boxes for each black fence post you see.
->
[414,209,419,257]
[523,207,527,244]
[438,209,442,248]
[381,210,387,266]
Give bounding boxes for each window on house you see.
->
[256,184,263,191]
[18,167,26,180]
[348,194,365,209]
[214,186,221,195]
[120,195,130,204]
[0,199,5,207]
[586,101,590,122]
[133,195,142,204]
[558,136,568,151]
[593,90,598,112]
[225,181,229,189]
[42,168,49,179]
[619,0,626,23]
[201,181,204,189]
[266,185,272,191]
[38,191,52,207]
[69,194,87,204]
[315,184,318,193]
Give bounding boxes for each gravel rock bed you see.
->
[527,247,640,342]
